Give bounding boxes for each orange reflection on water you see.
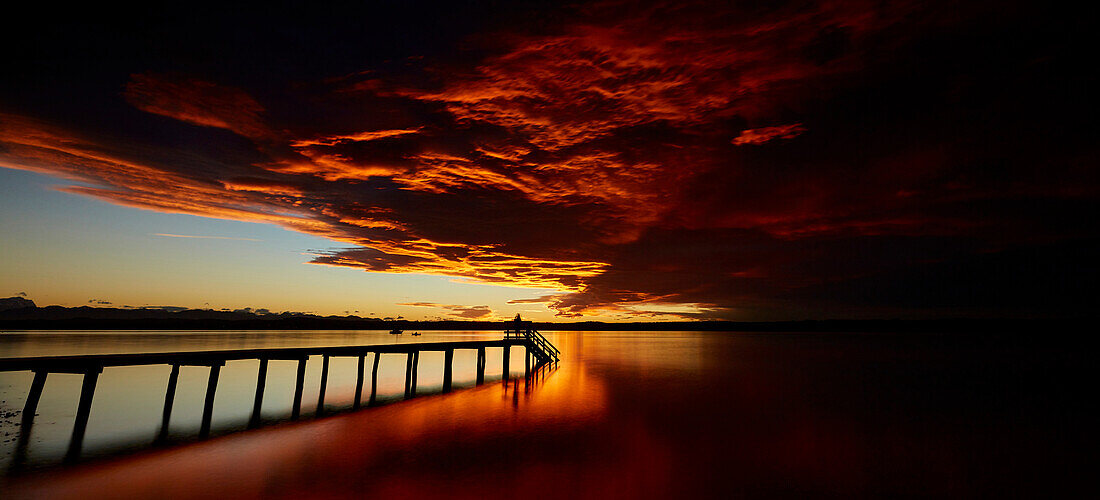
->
[6,331,1087,498]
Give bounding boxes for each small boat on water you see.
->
[389,328,403,335]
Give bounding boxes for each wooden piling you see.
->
[199,364,221,438]
[354,354,365,409]
[410,351,419,395]
[404,352,414,398]
[292,357,306,419]
[11,371,49,470]
[369,352,380,406]
[66,368,101,463]
[317,355,330,415]
[21,370,47,429]
[476,347,485,385]
[443,349,454,393]
[157,365,180,442]
[249,359,268,429]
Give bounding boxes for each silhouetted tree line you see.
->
[0,304,1084,332]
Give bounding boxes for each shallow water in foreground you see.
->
[0,330,1089,498]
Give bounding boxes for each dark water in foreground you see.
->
[0,330,1090,498]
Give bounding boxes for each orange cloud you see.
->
[732,123,807,146]
[222,178,306,197]
[290,128,422,148]
[310,243,608,292]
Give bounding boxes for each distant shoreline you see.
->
[0,316,1084,333]
[0,303,1088,332]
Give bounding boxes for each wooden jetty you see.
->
[0,315,558,467]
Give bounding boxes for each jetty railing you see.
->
[503,315,560,363]
[0,333,559,469]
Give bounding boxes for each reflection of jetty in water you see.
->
[0,315,558,470]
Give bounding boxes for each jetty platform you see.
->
[0,315,559,467]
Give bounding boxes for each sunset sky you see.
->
[1,1,1095,321]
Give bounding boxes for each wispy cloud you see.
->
[507,295,561,304]
[153,233,262,241]
[398,302,497,319]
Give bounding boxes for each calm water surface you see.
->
[0,330,1089,498]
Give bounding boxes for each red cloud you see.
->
[124,73,275,140]
[732,124,807,146]
[2,0,1095,320]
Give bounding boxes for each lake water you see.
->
[0,330,1089,498]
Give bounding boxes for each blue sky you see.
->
[0,168,563,320]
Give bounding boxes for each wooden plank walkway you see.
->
[0,339,532,372]
[0,322,559,469]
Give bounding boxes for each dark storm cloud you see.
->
[0,0,1095,319]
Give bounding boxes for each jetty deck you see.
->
[0,316,559,468]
